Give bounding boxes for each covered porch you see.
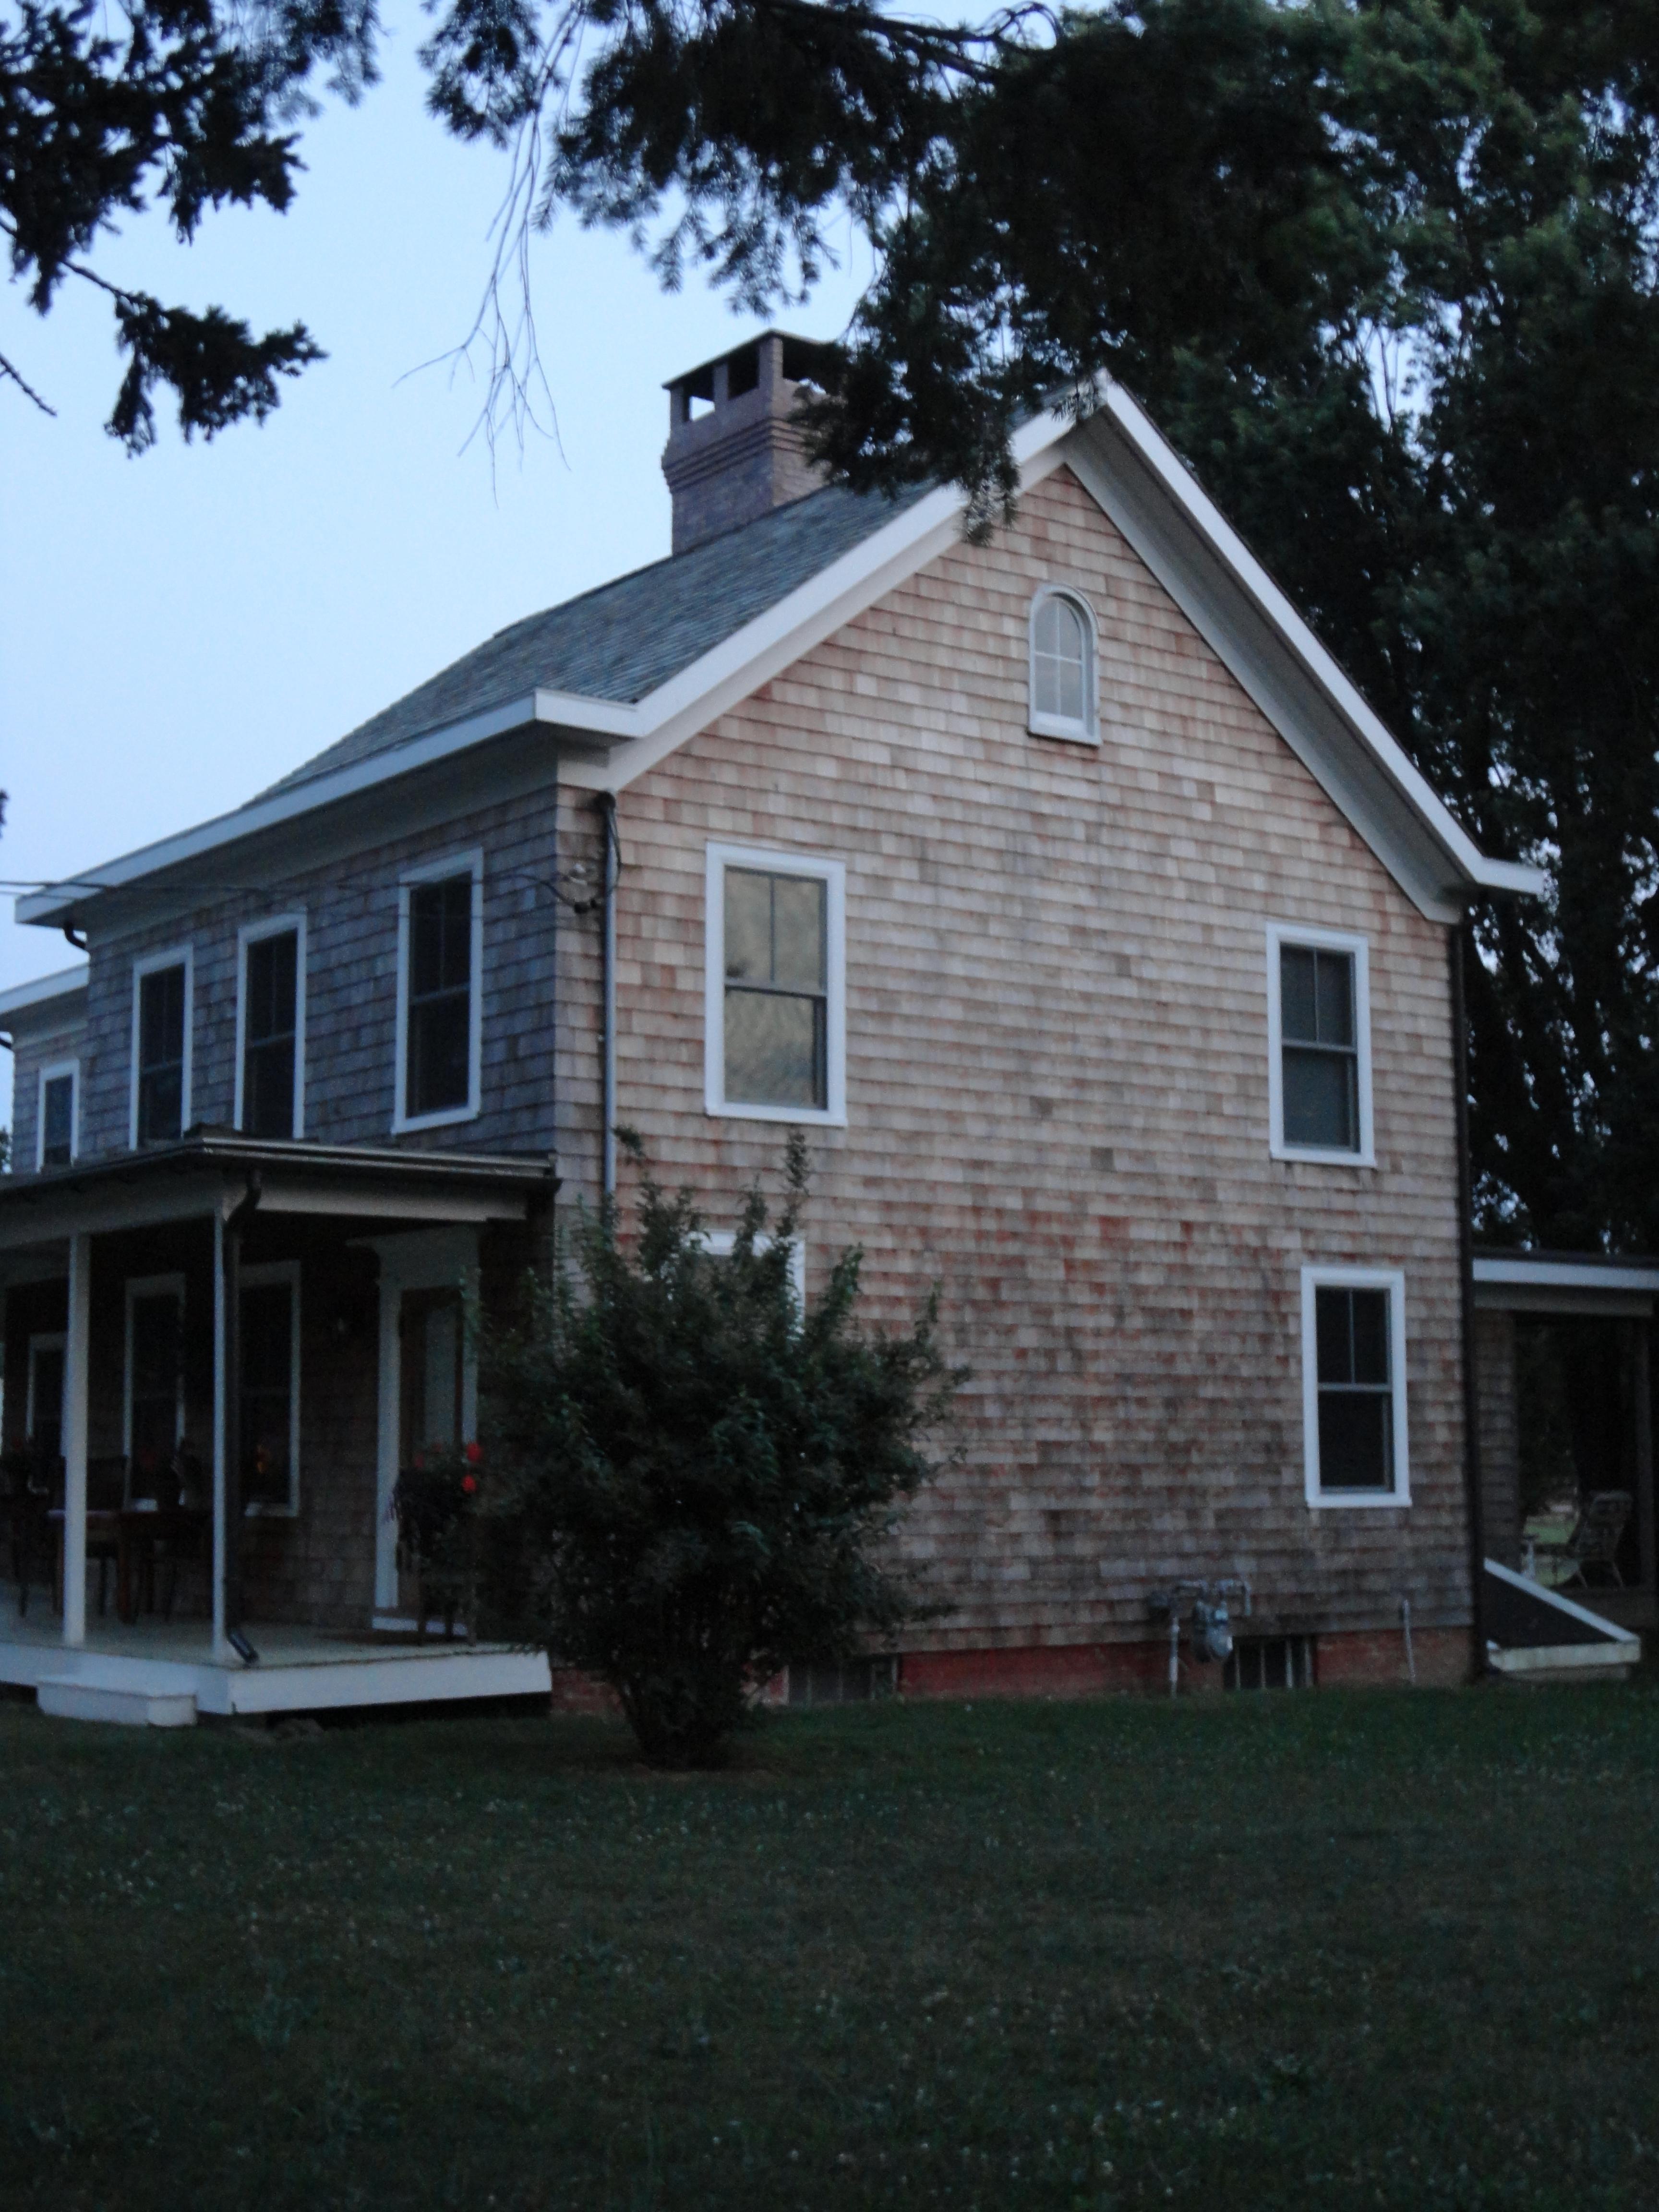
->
[1474,1250,1659,1638]
[0,1134,557,1722]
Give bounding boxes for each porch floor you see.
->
[0,1587,552,1717]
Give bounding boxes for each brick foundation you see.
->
[898,1624,1475,1700]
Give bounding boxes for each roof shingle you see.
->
[263,484,919,798]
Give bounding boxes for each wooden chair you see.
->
[1534,1491,1633,1590]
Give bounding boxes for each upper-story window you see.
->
[131,948,192,1147]
[1028,588,1099,744]
[1301,1266,1410,1506]
[395,852,483,1131]
[705,842,846,1126]
[1266,923,1373,1164]
[238,916,305,1139]
[37,1058,78,1167]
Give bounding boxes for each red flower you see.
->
[464,1441,483,1465]
[461,1474,478,1496]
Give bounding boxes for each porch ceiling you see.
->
[0,1132,556,1254]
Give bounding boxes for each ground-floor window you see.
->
[1301,1265,1410,1506]
[25,1333,66,1469]
[241,1263,301,1514]
[126,1276,185,1493]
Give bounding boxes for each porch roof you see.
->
[1472,1247,1659,1317]
[0,1131,555,1260]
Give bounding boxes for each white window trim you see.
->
[235,912,308,1139]
[701,1229,807,1309]
[241,1259,302,1517]
[36,1056,80,1169]
[129,943,194,1149]
[1300,1263,1411,1509]
[705,842,847,1127]
[123,1272,188,1479]
[1265,922,1375,1166]
[393,850,484,1134]
[25,1332,66,1442]
[1027,585,1101,745]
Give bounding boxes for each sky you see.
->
[0,4,872,1130]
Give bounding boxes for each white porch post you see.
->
[212,1208,227,1655]
[61,1231,91,1648]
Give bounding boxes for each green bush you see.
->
[480,1134,960,1766]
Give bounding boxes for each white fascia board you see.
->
[0,963,89,1021]
[1082,385,1546,909]
[565,422,1072,794]
[14,691,583,929]
[1472,1255,1659,1294]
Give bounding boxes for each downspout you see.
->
[1450,918,1487,1672]
[598,792,618,1199]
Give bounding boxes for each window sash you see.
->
[41,1074,74,1166]
[137,964,187,1143]
[240,1280,296,1509]
[1313,1284,1395,1492]
[405,876,474,1119]
[722,866,829,1109]
[1276,941,1363,1154]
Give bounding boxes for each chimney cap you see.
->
[663,328,835,401]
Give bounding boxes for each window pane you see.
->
[130,1294,181,1467]
[1315,1286,1352,1386]
[1318,1390,1393,1489]
[244,1036,296,1139]
[1283,1046,1357,1150]
[1315,950,1354,1047]
[1349,1287,1390,1385]
[137,964,186,1143]
[1280,946,1318,1043]
[724,868,773,982]
[241,1282,293,1507]
[771,876,826,990]
[137,1065,183,1146]
[409,993,471,1116]
[411,878,472,996]
[1034,597,1087,725]
[247,931,297,1046]
[724,989,824,1107]
[42,1075,73,1165]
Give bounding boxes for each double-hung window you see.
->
[705,844,845,1124]
[396,853,483,1130]
[1266,924,1373,1163]
[1301,1267,1410,1505]
[238,916,305,1139]
[125,1276,186,1479]
[37,1059,78,1167]
[131,949,192,1146]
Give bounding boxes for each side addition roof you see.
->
[17,383,1542,931]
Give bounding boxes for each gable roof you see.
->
[16,382,1543,931]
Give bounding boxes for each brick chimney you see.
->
[662,331,835,555]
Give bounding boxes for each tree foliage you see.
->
[1,0,374,443]
[479,1135,960,1766]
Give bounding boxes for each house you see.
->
[2,329,1572,1722]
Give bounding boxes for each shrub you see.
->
[480,1135,960,1766]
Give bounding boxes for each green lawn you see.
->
[3,1686,1658,2212]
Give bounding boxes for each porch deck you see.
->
[0,1589,551,1719]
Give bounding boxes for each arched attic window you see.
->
[1028,588,1099,744]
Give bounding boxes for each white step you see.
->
[37,1674,198,1727]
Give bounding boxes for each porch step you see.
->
[37,1673,198,1728]
[1483,1559,1645,1685]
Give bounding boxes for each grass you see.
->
[3,1685,1658,2211]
